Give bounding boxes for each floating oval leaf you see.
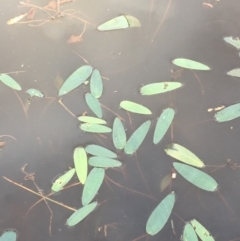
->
[146,192,175,236]
[190,219,215,241]
[154,108,175,144]
[88,157,122,168]
[51,168,75,192]
[90,69,103,98]
[78,116,106,125]
[97,15,140,31]
[172,58,210,70]
[82,168,105,206]
[112,117,126,149]
[182,223,198,241]
[58,65,93,96]
[85,92,102,118]
[0,230,17,241]
[124,120,151,154]
[0,74,21,90]
[26,88,45,98]
[140,82,182,95]
[165,143,205,168]
[214,103,240,123]
[223,36,240,49]
[173,162,218,192]
[66,202,98,227]
[160,173,172,192]
[80,123,112,133]
[73,147,88,184]
[120,100,152,115]
[85,144,117,158]
[227,68,240,77]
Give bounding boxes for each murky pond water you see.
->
[0,0,240,240]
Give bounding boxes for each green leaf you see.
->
[223,36,240,50]
[73,147,88,184]
[120,100,152,115]
[182,223,198,241]
[85,92,103,118]
[140,82,182,95]
[78,116,106,124]
[58,65,93,96]
[0,74,21,90]
[90,69,103,98]
[88,157,122,168]
[26,88,45,98]
[124,120,151,154]
[172,58,210,70]
[97,15,140,31]
[160,173,172,192]
[112,117,126,150]
[227,68,240,77]
[0,230,17,241]
[165,143,205,168]
[80,123,112,133]
[51,168,75,192]
[146,192,176,236]
[154,108,175,144]
[173,162,218,192]
[82,168,105,206]
[66,202,98,227]
[190,219,215,241]
[85,144,117,158]
[214,103,240,122]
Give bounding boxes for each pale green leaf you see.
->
[88,157,122,167]
[140,82,182,95]
[85,144,117,158]
[190,219,215,241]
[124,120,151,154]
[182,223,198,241]
[227,68,240,77]
[58,65,93,96]
[172,58,210,70]
[80,123,112,133]
[112,117,126,150]
[214,103,240,122]
[78,116,106,125]
[51,168,75,192]
[223,36,240,50]
[90,69,103,98]
[165,143,205,168]
[125,15,141,27]
[0,230,17,241]
[154,108,175,144]
[66,202,98,227]
[82,168,105,206]
[173,162,218,192]
[120,100,152,115]
[26,88,45,98]
[0,74,21,90]
[73,147,88,184]
[160,174,172,192]
[146,192,176,236]
[85,92,102,118]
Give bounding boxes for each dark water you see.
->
[0,0,240,240]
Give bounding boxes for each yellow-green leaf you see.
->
[78,116,106,125]
[227,68,240,77]
[51,168,75,192]
[26,88,45,98]
[140,82,182,95]
[82,168,105,206]
[165,143,205,168]
[112,117,126,150]
[0,74,21,90]
[146,192,176,236]
[73,147,88,184]
[58,65,93,96]
[80,123,112,133]
[223,36,240,50]
[172,58,210,70]
[120,100,152,115]
[173,162,218,192]
[90,69,103,98]
[66,202,98,227]
[160,173,172,192]
[88,157,122,168]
